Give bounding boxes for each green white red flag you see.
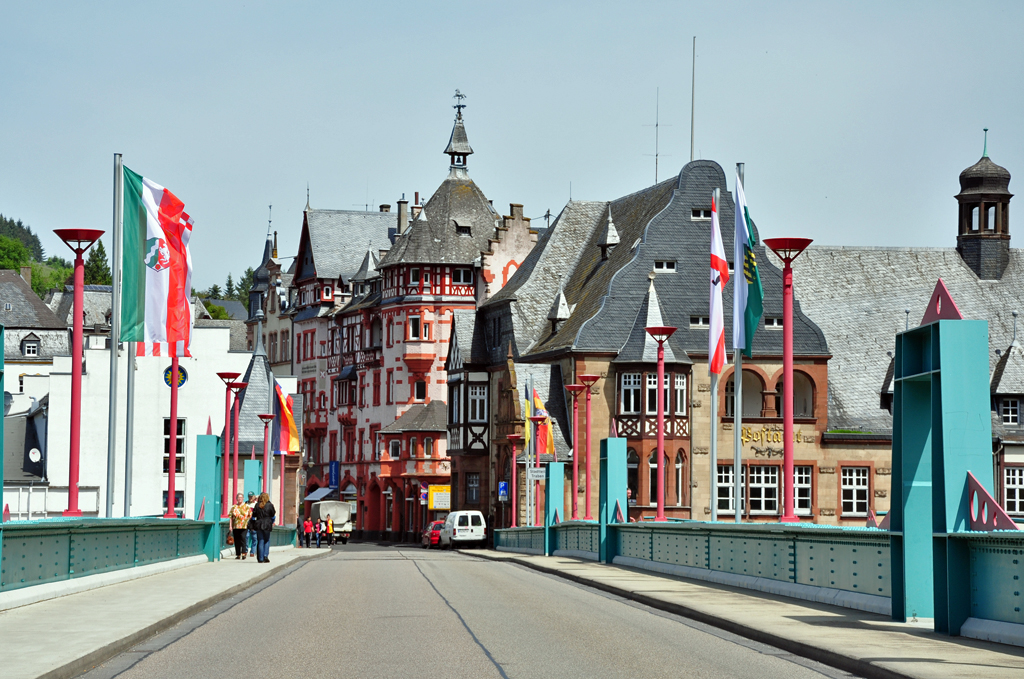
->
[120,166,195,357]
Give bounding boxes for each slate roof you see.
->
[991,339,1024,395]
[299,210,396,283]
[232,344,280,453]
[514,362,572,463]
[0,270,65,329]
[612,279,690,364]
[788,246,1024,432]
[208,299,248,320]
[444,114,474,156]
[380,401,447,433]
[195,318,248,351]
[378,167,499,267]
[449,308,486,366]
[351,249,380,282]
[47,285,112,328]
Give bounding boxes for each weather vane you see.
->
[453,89,467,118]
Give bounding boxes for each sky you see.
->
[1,1,1022,290]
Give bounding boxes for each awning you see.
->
[304,486,335,502]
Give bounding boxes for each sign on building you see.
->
[527,467,546,481]
[428,485,451,510]
[329,461,339,488]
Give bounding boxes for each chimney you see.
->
[272,231,278,259]
[20,266,31,287]
[397,198,409,235]
[412,191,423,220]
[379,204,391,213]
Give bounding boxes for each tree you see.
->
[46,255,72,268]
[0,234,30,270]
[206,283,222,299]
[84,239,112,285]
[205,302,231,320]
[30,261,73,298]
[235,267,255,302]
[225,273,235,298]
[0,214,44,261]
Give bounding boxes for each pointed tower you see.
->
[547,282,572,333]
[445,89,474,171]
[956,130,1013,280]
[598,205,620,260]
[613,277,689,364]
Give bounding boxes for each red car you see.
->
[421,520,445,549]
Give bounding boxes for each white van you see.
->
[440,510,486,549]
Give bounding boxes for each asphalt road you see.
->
[81,544,858,679]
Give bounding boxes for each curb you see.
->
[38,549,330,679]
[462,549,913,679]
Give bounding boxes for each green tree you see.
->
[0,234,31,270]
[30,261,73,297]
[235,267,255,302]
[206,283,222,299]
[46,255,72,268]
[205,302,231,320]
[0,214,44,261]
[225,273,235,298]
[84,239,112,285]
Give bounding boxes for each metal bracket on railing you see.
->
[967,471,1019,531]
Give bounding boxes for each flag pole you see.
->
[709,371,718,521]
[124,342,135,515]
[165,355,180,517]
[105,153,123,517]
[733,164,745,523]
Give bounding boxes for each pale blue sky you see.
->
[1,1,1022,289]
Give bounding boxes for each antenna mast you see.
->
[267,205,272,236]
[690,36,696,162]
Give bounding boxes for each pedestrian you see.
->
[314,518,323,548]
[229,493,252,560]
[253,492,277,563]
[296,516,303,547]
[302,516,313,548]
[326,515,334,547]
[245,492,258,559]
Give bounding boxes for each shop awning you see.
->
[304,487,335,502]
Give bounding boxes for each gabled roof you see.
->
[351,249,380,283]
[0,270,66,329]
[208,299,248,320]
[380,401,447,433]
[447,308,486,368]
[992,340,1024,395]
[613,279,690,364]
[296,209,395,284]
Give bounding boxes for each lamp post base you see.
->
[163,510,178,519]
[780,515,800,523]
[62,509,83,517]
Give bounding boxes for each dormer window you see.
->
[689,316,710,327]
[1002,397,1020,425]
[764,317,783,328]
[22,341,39,357]
[653,261,676,272]
[692,209,712,220]
[455,223,471,236]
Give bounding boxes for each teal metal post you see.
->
[194,434,222,561]
[599,438,627,564]
[544,462,565,555]
[243,459,263,499]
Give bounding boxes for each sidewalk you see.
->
[464,549,1024,679]
[1,547,326,679]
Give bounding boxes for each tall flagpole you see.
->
[123,342,135,516]
[105,154,123,517]
[734,163,745,524]
[709,372,718,521]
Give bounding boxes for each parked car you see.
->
[421,520,445,549]
[439,510,486,549]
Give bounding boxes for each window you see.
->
[423,270,431,287]
[689,316,710,327]
[675,454,684,507]
[386,371,394,404]
[410,268,420,287]
[22,342,38,357]
[778,372,814,418]
[269,333,278,363]
[726,371,762,418]
[620,373,641,414]
[627,449,639,505]
[691,208,712,220]
[764,317,783,328]
[748,465,779,515]
[1002,398,1020,425]
[653,260,676,271]
[425,438,434,458]
[409,316,422,340]
[409,437,417,458]
[162,491,184,517]
[414,380,427,401]
[423,323,431,341]
[453,268,474,284]
[456,224,472,236]
[372,370,381,406]
[1005,467,1024,515]
[717,465,746,513]
[646,373,669,414]
[795,465,813,516]
[467,473,480,503]
[451,387,460,423]
[674,374,688,416]
[648,454,667,506]
[163,418,186,474]
[469,385,487,422]
[841,467,870,516]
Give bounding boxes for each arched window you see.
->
[778,372,815,418]
[725,370,763,418]
[409,437,418,458]
[627,449,639,506]
[675,452,685,507]
[648,453,667,506]
[388,440,400,460]
[424,438,434,458]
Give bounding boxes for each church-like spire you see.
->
[445,89,474,170]
[599,205,620,260]
[547,280,572,333]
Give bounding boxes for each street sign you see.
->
[527,467,546,481]
[498,481,509,502]
[420,487,428,505]
[428,485,451,510]
[329,461,340,488]
[163,365,187,388]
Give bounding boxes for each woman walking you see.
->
[229,494,252,560]
[314,518,323,548]
[326,515,334,547]
[253,492,277,563]
[302,516,313,548]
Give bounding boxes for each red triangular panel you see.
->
[2,503,9,523]
[206,417,213,435]
[197,497,206,520]
[920,278,964,325]
[878,511,891,530]
[968,471,1019,531]
[250,445,256,461]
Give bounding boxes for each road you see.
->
[81,544,857,679]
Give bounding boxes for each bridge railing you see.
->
[949,532,1024,632]
[553,521,599,559]
[494,526,545,554]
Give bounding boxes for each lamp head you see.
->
[217,371,242,384]
[54,228,104,254]
[258,413,275,424]
[528,415,547,423]
[506,434,523,444]
[763,237,813,262]
[578,374,600,387]
[645,325,677,343]
[565,384,587,397]
[228,381,248,392]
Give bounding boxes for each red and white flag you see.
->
[709,193,730,374]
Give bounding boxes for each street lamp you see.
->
[565,384,587,520]
[578,374,600,520]
[645,325,677,522]
[763,237,813,523]
[528,415,548,526]
[54,228,104,517]
[507,434,523,528]
[258,413,275,496]
[227,381,248,501]
[216,372,241,516]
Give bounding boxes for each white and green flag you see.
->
[733,170,764,356]
[120,166,195,357]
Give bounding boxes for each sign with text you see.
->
[527,467,546,482]
[498,481,509,502]
[428,485,451,511]
[329,461,340,488]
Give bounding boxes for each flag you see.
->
[120,166,195,357]
[273,380,300,453]
[532,389,555,457]
[709,193,730,374]
[733,171,764,356]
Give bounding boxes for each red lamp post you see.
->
[578,374,600,520]
[228,381,248,501]
[54,229,104,517]
[259,413,275,496]
[645,326,677,522]
[565,384,587,520]
[216,371,241,516]
[507,434,523,528]
[763,238,813,523]
[528,414,548,526]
